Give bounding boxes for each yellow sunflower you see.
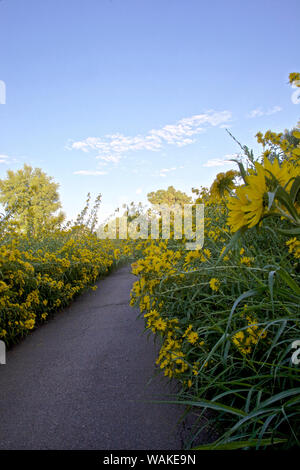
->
[227,186,250,232]
[263,156,298,190]
[243,162,268,228]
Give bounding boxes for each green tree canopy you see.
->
[0,164,65,237]
[147,186,192,207]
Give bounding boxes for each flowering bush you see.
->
[129,74,300,449]
[0,226,120,345]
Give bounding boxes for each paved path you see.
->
[0,265,186,450]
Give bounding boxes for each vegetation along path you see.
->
[0,265,191,450]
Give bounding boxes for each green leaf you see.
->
[193,438,287,450]
[258,387,300,409]
[231,159,248,183]
[276,227,300,236]
[275,186,299,221]
[216,227,246,265]
[289,176,300,204]
[267,191,276,211]
[268,270,276,312]
[225,288,263,337]
[152,398,246,417]
[276,267,300,295]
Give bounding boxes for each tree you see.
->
[73,192,102,232]
[0,164,65,237]
[147,186,192,208]
[122,201,146,222]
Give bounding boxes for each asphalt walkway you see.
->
[0,265,186,450]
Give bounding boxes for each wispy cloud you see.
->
[159,166,177,177]
[158,165,185,177]
[203,154,239,168]
[247,106,282,118]
[69,111,232,163]
[73,170,108,176]
[96,154,121,163]
[0,154,11,164]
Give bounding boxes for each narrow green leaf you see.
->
[276,267,300,295]
[193,438,287,450]
[289,176,300,203]
[151,398,247,417]
[276,227,300,236]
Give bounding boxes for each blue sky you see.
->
[0,0,299,221]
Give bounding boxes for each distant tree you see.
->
[73,192,102,233]
[0,164,65,237]
[192,186,210,204]
[147,186,192,207]
[121,201,146,222]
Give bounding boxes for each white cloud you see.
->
[247,106,282,118]
[69,111,232,163]
[136,188,142,194]
[160,167,177,172]
[73,170,108,176]
[203,154,239,168]
[159,167,177,177]
[96,154,121,163]
[0,154,10,164]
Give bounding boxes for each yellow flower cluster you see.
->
[131,241,182,278]
[209,278,220,291]
[227,157,300,232]
[232,313,267,355]
[286,237,300,259]
[183,249,211,271]
[156,331,189,378]
[130,244,210,380]
[209,170,238,201]
[0,228,120,344]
